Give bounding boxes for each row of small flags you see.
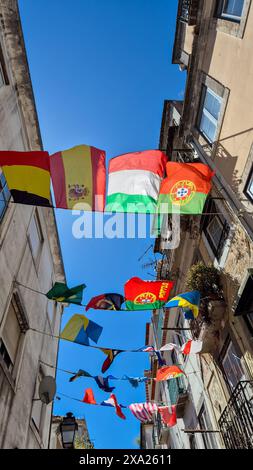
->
[71,387,177,427]
[46,277,201,317]
[0,147,214,214]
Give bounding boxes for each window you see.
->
[0,172,11,222]
[0,62,4,88]
[0,300,22,373]
[218,0,245,21]
[198,87,222,143]
[202,199,230,261]
[221,341,245,390]
[28,210,44,266]
[31,368,46,434]
[198,404,218,449]
[235,274,253,334]
[244,167,253,203]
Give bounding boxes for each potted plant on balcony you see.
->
[185,263,226,353]
[186,262,223,300]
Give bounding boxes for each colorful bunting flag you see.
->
[106,150,167,213]
[46,282,86,305]
[60,314,103,346]
[120,375,149,388]
[158,405,177,427]
[86,293,124,311]
[0,150,51,206]
[155,365,185,382]
[82,388,97,404]
[129,403,158,423]
[100,348,123,373]
[181,339,203,355]
[166,291,200,319]
[101,394,126,420]
[69,369,92,382]
[94,375,115,393]
[50,144,106,211]
[158,162,214,214]
[124,277,174,310]
[160,343,178,351]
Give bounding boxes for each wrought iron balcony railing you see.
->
[178,0,199,25]
[218,381,253,449]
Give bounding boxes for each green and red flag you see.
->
[158,162,214,214]
[124,277,174,311]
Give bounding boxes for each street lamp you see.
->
[59,412,78,449]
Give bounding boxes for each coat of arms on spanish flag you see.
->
[124,277,174,310]
[158,162,214,214]
[50,144,106,211]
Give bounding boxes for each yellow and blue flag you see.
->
[60,314,103,345]
[166,291,200,320]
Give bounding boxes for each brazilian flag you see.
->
[46,282,86,305]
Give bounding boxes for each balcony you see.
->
[178,0,199,25]
[219,381,253,449]
[167,376,188,418]
[191,300,227,354]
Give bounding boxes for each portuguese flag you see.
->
[158,162,214,214]
[106,150,167,213]
[124,277,174,311]
[0,151,51,206]
[50,145,106,211]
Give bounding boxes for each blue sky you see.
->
[19,0,186,449]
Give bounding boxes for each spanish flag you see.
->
[50,145,106,211]
[0,151,51,206]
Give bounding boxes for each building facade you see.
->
[141,0,253,450]
[0,0,65,448]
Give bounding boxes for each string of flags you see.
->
[0,146,215,432]
[18,277,201,320]
[60,388,178,427]
[0,146,214,214]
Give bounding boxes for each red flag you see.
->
[82,388,96,404]
[110,394,126,420]
[158,405,177,427]
[125,277,174,310]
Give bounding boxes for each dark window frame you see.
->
[0,172,11,222]
[244,165,253,203]
[215,0,245,23]
[197,85,223,145]
[201,198,230,261]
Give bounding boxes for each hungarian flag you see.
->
[46,282,86,305]
[155,365,185,382]
[124,277,174,310]
[0,150,51,206]
[50,144,106,211]
[106,150,167,213]
[86,293,124,311]
[82,388,97,404]
[158,162,214,214]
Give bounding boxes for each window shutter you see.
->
[2,302,21,363]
